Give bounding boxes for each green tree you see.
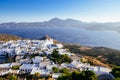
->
[26,74,34,80]
[5,73,13,79]
[52,50,59,58]
[58,73,72,80]
[111,66,120,78]
[60,68,69,74]
[61,54,72,63]
[114,78,120,80]
[58,70,97,80]
[11,66,20,70]
[52,67,59,73]
[50,49,72,64]
[82,70,97,80]
[34,72,40,79]
[72,71,81,80]
[9,75,17,80]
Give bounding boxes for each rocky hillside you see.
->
[0,34,22,41]
[64,44,120,67]
[83,56,110,68]
[39,35,59,43]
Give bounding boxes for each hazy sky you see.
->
[0,0,120,23]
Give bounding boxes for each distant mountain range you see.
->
[1,18,120,32]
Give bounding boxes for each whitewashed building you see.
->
[19,64,35,73]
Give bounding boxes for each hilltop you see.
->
[0,34,22,41]
[0,34,120,67]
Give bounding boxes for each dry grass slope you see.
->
[0,34,22,41]
[64,44,120,68]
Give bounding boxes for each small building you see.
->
[0,63,12,76]
[80,65,111,75]
[0,69,11,76]
[0,63,12,69]
[46,63,57,71]
[30,67,50,76]
[68,60,83,68]
[19,64,35,73]
[52,73,62,79]
[32,56,44,64]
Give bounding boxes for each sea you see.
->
[0,27,120,50]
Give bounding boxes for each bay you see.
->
[0,27,120,50]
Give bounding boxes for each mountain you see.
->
[1,18,120,32]
[0,18,84,28]
[39,35,51,40]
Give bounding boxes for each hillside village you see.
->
[0,37,114,80]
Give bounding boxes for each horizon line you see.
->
[1,17,120,24]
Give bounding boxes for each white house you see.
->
[0,63,12,75]
[0,69,11,76]
[46,63,57,71]
[19,64,35,73]
[68,60,83,68]
[30,67,50,76]
[80,65,111,75]
[93,66,111,75]
[52,73,62,79]
[32,56,44,64]
[0,63,12,69]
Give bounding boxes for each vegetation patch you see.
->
[11,66,20,70]
[49,49,72,64]
[0,34,22,41]
[64,44,120,67]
